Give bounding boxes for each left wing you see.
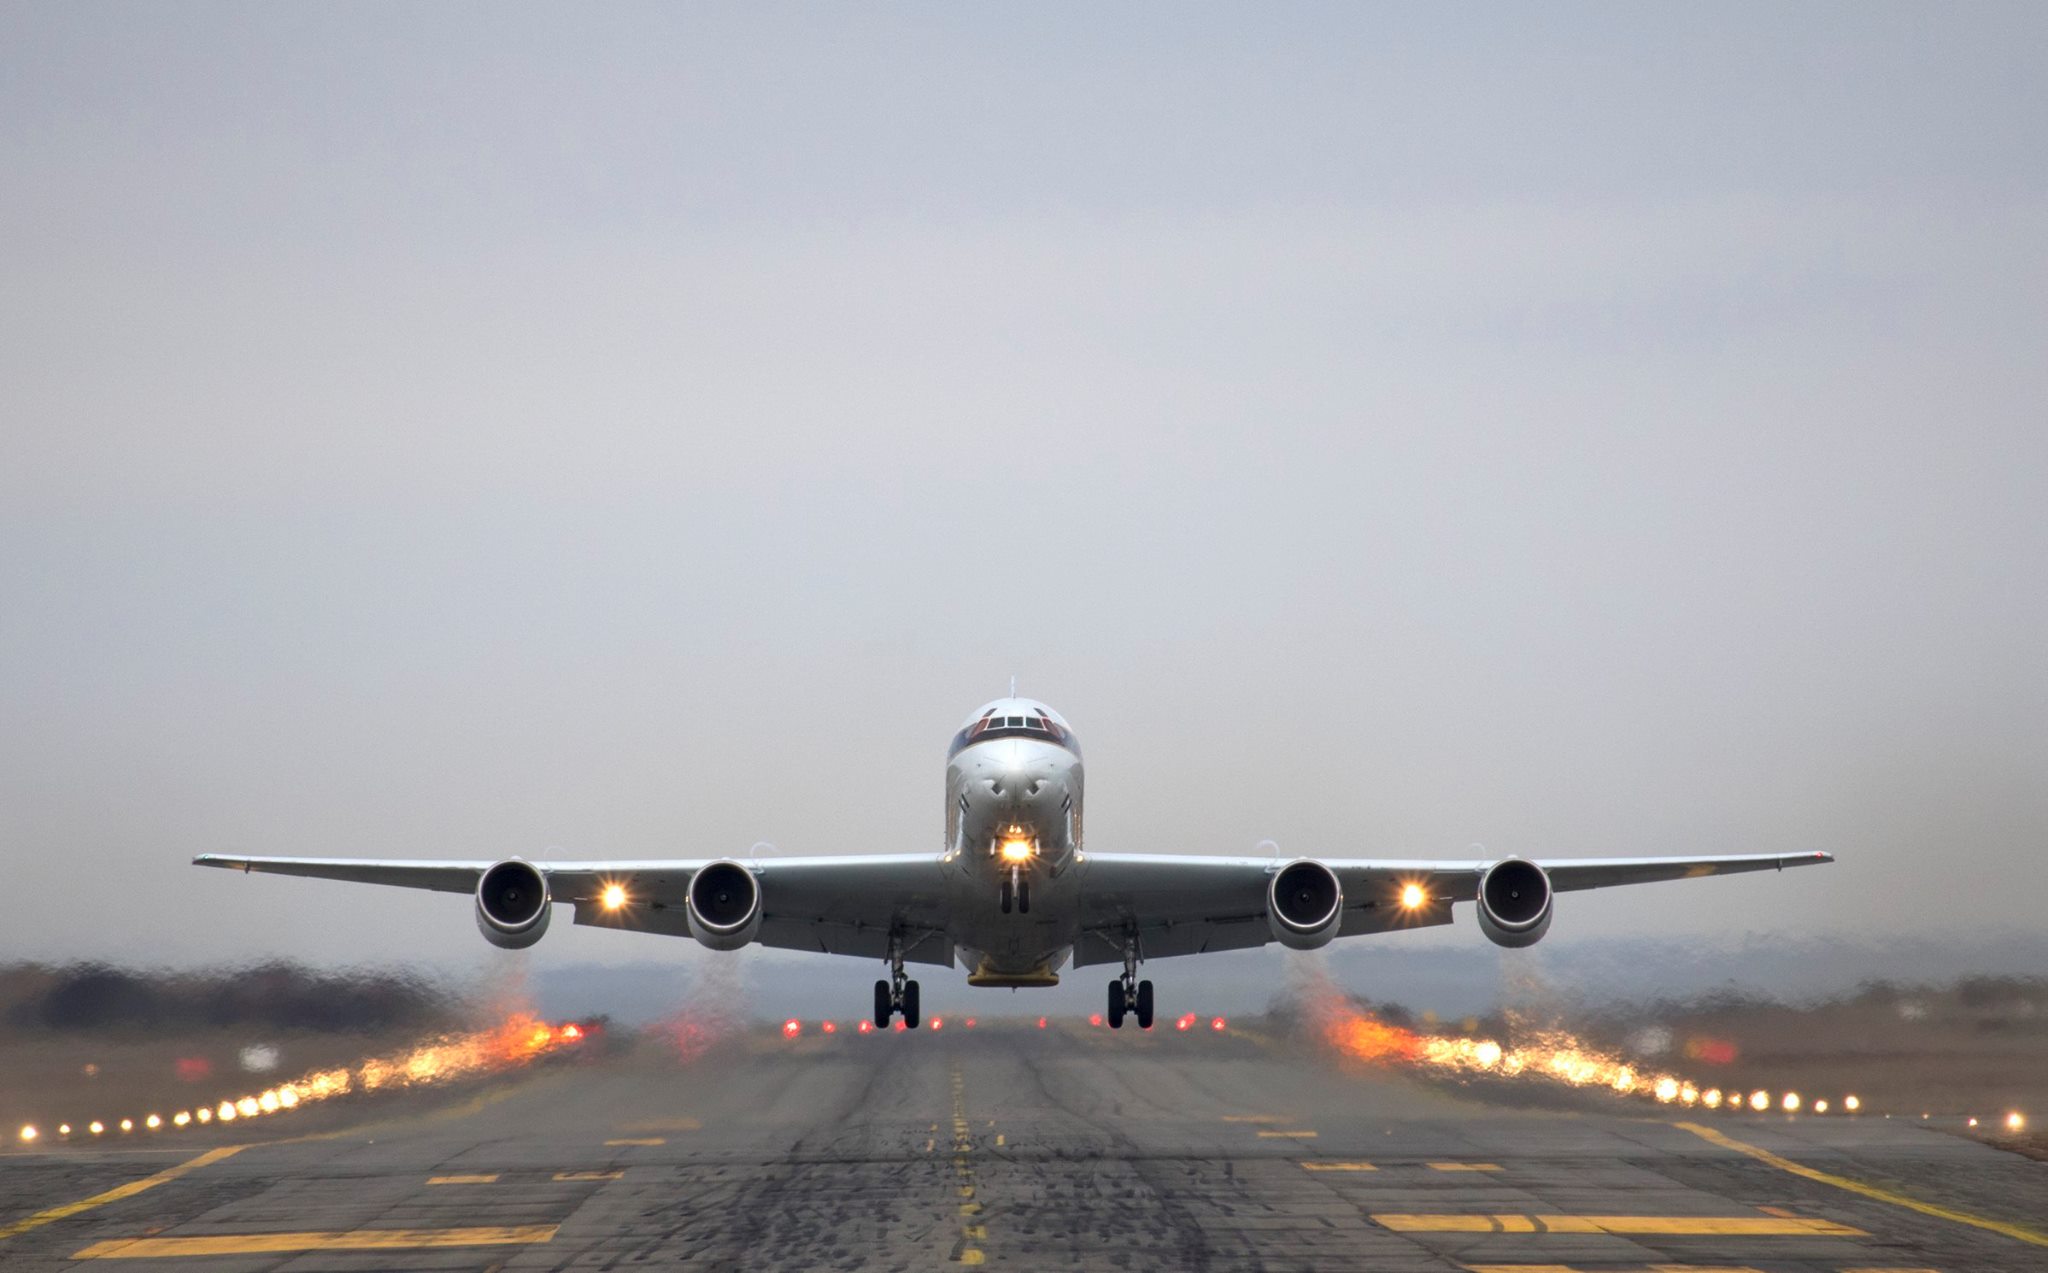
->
[1070,849,1833,967]
[192,852,958,967]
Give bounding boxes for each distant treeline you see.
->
[0,962,458,1034]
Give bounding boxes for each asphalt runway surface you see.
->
[3,1021,2044,1271]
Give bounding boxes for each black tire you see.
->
[903,979,921,1027]
[1108,980,1126,1029]
[1018,880,1030,914]
[874,980,893,1029]
[1135,979,1155,1030]
[999,880,1012,914]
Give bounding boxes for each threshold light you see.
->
[1749,1090,1770,1112]
[18,1125,35,1143]
[88,1121,104,1136]
[1844,1094,1861,1113]
[2008,1112,2027,1132]
[145,1114,162,1130]
[1782,1092,1801,1113]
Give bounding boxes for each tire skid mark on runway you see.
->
[1009,1040,1224,1269]
[1676,1121,2048,1249]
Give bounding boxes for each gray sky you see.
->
[3,3,2045,977]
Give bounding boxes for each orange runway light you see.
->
[17,1125,35,1143]
[2008,1112,2027,1132]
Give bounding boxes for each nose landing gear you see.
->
[1000,868,1030,914]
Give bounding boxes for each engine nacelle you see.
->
[1476,857,1553,948]
[686,860,762,951]
[1267,859,1344,950]
[475,858,552,950]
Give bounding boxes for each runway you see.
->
[2,1021,2043,1271]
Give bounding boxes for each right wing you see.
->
[192,852,958,967]
[1070,849,1833,967]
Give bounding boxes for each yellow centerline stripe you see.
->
[73,1225,558,1259]
[1675,1120,2048,1250]
[1373,1213,1862,1235]
[0,1145,246,1243]
[426,1174,499,1185]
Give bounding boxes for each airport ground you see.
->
[2,1012,2045,1272]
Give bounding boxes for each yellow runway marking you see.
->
[958,1250,985,1266]
[426,1174,500,1185]
[73,1225,559,1259]
[604,1137,665,1146]
[995,1133,1004,1146]
[0,1145,246,1243]
[1676,1120,2048,1249]
[552,1170,623,1182]
[1430,1161,1503,1172]
[1256,1129,1318,1139]
[1301,1161,1378,1172]
[1374,1214,1864,1236]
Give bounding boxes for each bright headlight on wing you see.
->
[999,839,1034,864]
[1400,884,1427,910]
[602,884,627,911]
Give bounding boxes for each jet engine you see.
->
[1267,859,1344,950]
[686,860,762,951]
[1476,857,1553,948]
[475,859,551,950]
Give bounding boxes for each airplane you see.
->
[196,695,1834,1030]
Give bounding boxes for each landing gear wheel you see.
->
[1135,979,1155,1030]
[999,879,1013,914]
[1018,880,1030,914]
[903,979,922,1027]
[1107,979,1126,1029]
[874,980,893,1028]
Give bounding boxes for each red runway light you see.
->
[930,1017,943,1031]
[559,1023,583,1041]
[893,1019,908,1032]
[1089,1014,1103,1027]
[857,1020,874,1034]
[1211,1017,1226,1031]
[964,1018,977,1029]
[821,1021,837,1034]
[1037,1017,1047,1029]
[782,1019,801,1038]
[1177,1013,1195,1031]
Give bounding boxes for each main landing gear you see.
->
[874,934,920,1029]
[1106,940,1153,1030]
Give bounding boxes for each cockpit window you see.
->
[949,709,1080,760]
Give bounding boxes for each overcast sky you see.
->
[3,4,2044,983]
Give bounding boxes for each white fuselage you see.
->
[938,698,1086,984]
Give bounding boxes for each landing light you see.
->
[602,884,627,911]
[999,840,1034,864]
[1400,884,1427,910]
[17,1125,35,1143]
